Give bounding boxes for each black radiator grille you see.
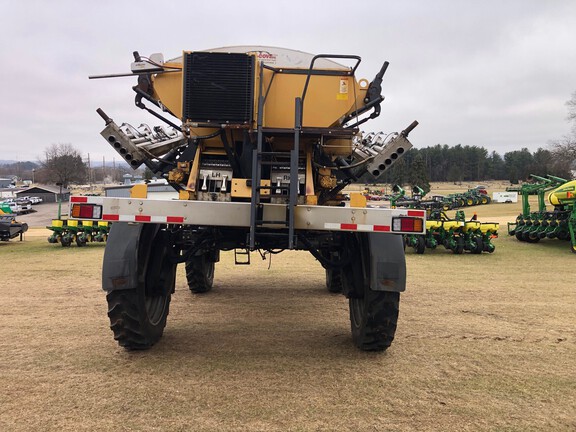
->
[182,52,254,124]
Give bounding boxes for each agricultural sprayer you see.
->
[67,46,427,352]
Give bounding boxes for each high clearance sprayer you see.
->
[71,46,424,351]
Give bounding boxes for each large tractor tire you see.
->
[104,223,177,350]
[325,268,343,293]
[321,249,343,293]
[343,233,400,352]
[185,254,215,294]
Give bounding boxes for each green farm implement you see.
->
[441,188,491,210]
[0,204,28,241]
[393,184,498,254]
[392,185,444,210]
[0,214,28,241]
[508,175,576,253]
[47,219,111,247]
[392,185,490,211]
[405,209,498,255]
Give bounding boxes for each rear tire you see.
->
[415,235,426,254]
[343,233,400,351]
[350,290,399,352]
[325,268,343,293]
[185,254,215,294]
[105,223,176,350]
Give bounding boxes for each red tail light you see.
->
[71,204,102,219]
[392,217,424,233]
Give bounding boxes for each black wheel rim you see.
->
[145,296,168,326]
[206,262,215,284]
[350,297,364,329]
[142,226,174,326]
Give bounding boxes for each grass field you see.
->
[1,197,575,431]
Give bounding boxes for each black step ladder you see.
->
[249,91,301,251]
[234,248,251,265]
[248,55,359,250]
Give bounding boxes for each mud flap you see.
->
[102,222,144,292]
[368,233,406,292]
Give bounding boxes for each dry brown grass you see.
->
[1,196,575,431]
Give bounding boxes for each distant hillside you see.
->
[90,160,131,168]
[0,160,40,169]
[0,160,130,168]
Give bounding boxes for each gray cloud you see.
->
[1,0,575,163]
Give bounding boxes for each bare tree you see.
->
[42,143,87,187]
[567,91,576,126]
[546,92,576,178]
[549,135,576,179]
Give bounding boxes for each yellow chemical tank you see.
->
[152,46,368,129]
[548,180,576,206]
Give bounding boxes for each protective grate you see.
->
[182,52,254,124]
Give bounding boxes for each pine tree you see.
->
[408,154,430,194]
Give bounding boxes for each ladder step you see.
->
[260,161,291,166]
[258,151,291,157]
[255,220,289,225]
[234,248,250,265]
[254,232,292,238]
[256,185,289,190]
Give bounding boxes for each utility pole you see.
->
[87,153,92,189]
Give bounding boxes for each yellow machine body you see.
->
[97,46,416,209]
[150,47,368,155]
[548,180,576,206]
[153,62,367,130]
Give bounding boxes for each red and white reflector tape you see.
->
[102,214,185,224]
[324,223,391,232]
[70,196,104,204]
[407,210,425,217]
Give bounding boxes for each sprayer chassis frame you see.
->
[70,196,425,235]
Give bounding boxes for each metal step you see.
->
[234,248,250,265]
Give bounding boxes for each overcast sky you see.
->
[1,0,575,164]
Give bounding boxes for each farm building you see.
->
[0,178,14,188]
[15,185,70,203]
